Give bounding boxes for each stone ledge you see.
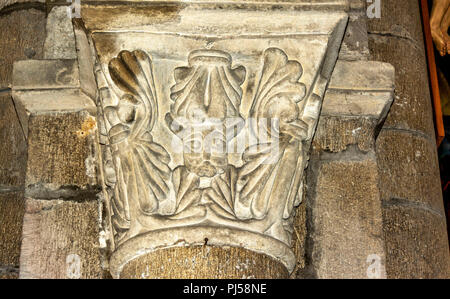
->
[13,59,80,90]
[13,89,96,140]
[322,60,395,125]
[328,60,395,91]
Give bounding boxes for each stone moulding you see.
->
[109,226,296,278]
[80,1,350,277]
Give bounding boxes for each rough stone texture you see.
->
[339,10,370,60]
[25,111,98,198]
[0,92,27,188]
[382,204,450,279]
[369,36,436,138]
[0,192,25,267]
[368,0,425,45]
[0,8,46,87]
[20,198,103,279]
[44,6,77,59]
[121,246,289,279]
[13,89,97,139]
[303,155,386,279]
[376,130,444,212]
[368,0,450,279]
[313,116,377,153]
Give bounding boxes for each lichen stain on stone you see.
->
[76,116,96,138]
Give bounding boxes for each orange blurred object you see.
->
[421,0,445,147]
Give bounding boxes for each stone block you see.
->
[0,92,27,187]
[291,202,307,272]
[313,116,377,153]
[73,20,97,99]
[44,6,77,59]
[328,60,395,92]
[376,130,444,212]
[20,198,103,279]
[13,89,96,140]
[367,0,425,46]
[382,204,450,278]
[0,192,25,267]
[323,60,395,124]
[24,110,99,198]
[13,59,80,90]
[0,8,46,87]
[368,35,435,138]
[316,59,395,153]
[306,158,386,278]
[339,11,370,60]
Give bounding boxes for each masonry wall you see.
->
[368,0,449,278]
[0,3,46,278]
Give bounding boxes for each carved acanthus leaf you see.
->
[106,50,172,228]
[235,48,307,220]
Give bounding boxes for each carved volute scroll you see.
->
[88,3,349,278]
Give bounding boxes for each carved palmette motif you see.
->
[96,47,318,251]
[235,48,307,221]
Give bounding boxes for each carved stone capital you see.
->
[78,1,351,277]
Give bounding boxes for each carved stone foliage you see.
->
[95,45,328,275]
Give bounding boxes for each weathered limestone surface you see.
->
[20,198,103,279]
[86,0,350,278]
[13,59,80,90]
[24,111,98,198]
[0,93,27,188]
[0,8,46,87]
[44,6,77,59]
[3,0,445,280]
[0,192,25,267]
[368,0,450,278]
[0,4,46,280]
[302,153,386,278]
